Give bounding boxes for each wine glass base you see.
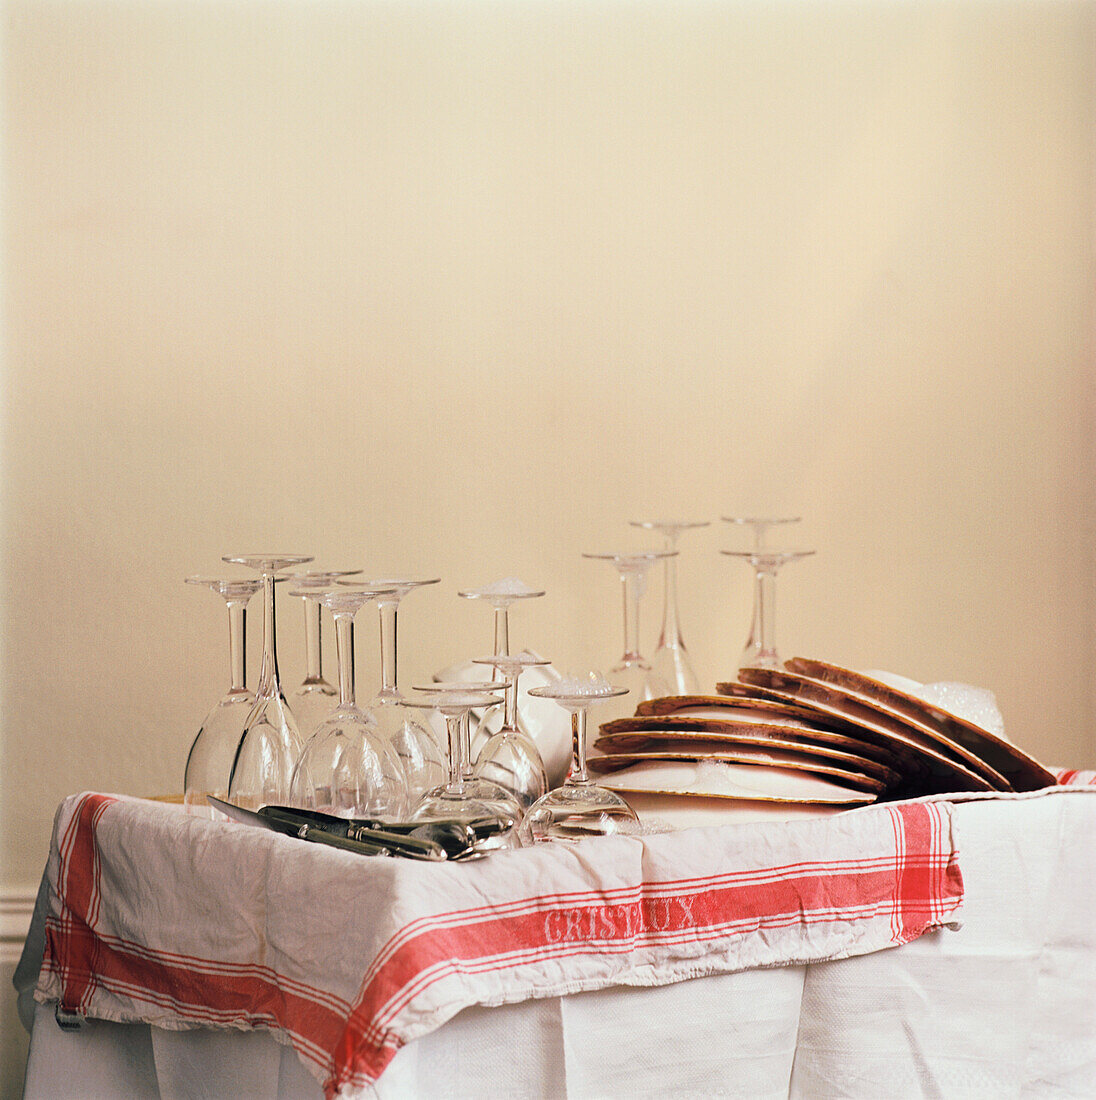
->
[519,783,640,844]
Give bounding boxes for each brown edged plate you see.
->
[740,666,1012,789]
[636,694,848,728]
[720,670,1000,795]
[588,747,887,795]
[620,695,902,765]
[595,716,902,786]
[783,658,1056,792]
[599,758,878,806]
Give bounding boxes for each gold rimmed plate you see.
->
[601,712,905,771]
[782,658,1056,792]
[588,747,887,795]
[593,725,901,789]
[600,758,878,806]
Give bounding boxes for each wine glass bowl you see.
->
[471,653,550,811]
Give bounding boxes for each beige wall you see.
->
[1,0,1093,988]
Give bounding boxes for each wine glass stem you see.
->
[504,670,520,730]
[303,599,323,683]
[332,611,356,708]
[658,540,683,650]
[620,572,642,663]
[377,599,401,700]
[755,565,777,660]
[459,712,473,779]
[226,599,248,695]
[445,714,466,793]
[569,709,590,785]
[493,606,510,657]
[255,572,280,699]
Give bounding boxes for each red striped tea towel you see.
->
[35,792,962,1099]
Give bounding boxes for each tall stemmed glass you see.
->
[583,550,676,721]
[629,520,710,695]
[183,576,262,817]
[346,576,446,805]
[720,548,815,670]
[289,586,407,819]
[222,555,312,809]
[284,569,362,738]
[402,689,518,844]
[471,653,550,810]
[520,677,639,844]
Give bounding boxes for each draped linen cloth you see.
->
[32,792,962,1098]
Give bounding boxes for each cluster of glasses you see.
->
[183,556,641,848]
[586,516,815,713]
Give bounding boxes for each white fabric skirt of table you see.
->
[18,788,1096,1098]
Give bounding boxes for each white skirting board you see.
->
[1,888,38,965]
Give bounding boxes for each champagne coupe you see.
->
[471,653,550,810]
[413,680,523,821]
[629,520,710,695]
[720,549,815,670]
[343,576,446,805]
[402,689,518,845]
[289,585,408,819]
[520,676,639,844]
[284,569,362,738]
[182,576,262,816]
[222,554,312,809]
[583,550,676,721]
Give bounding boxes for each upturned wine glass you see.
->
[720,548,815,670]
[344,576,446,805]
[629,520,709,695]
[289,586,408,819]
[402,689,518,844]
[520,676,639,844]
[222,555,312,809]
[583,550,676,721]
[284,569,362,738]
[182,576,262,816]
[471,653,550,810]
[413,680,523,821]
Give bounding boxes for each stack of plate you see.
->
[591,658,1055,828]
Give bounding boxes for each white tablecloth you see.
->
[16,787,1096,1098]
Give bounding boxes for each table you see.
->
[15,786,1096,1098]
